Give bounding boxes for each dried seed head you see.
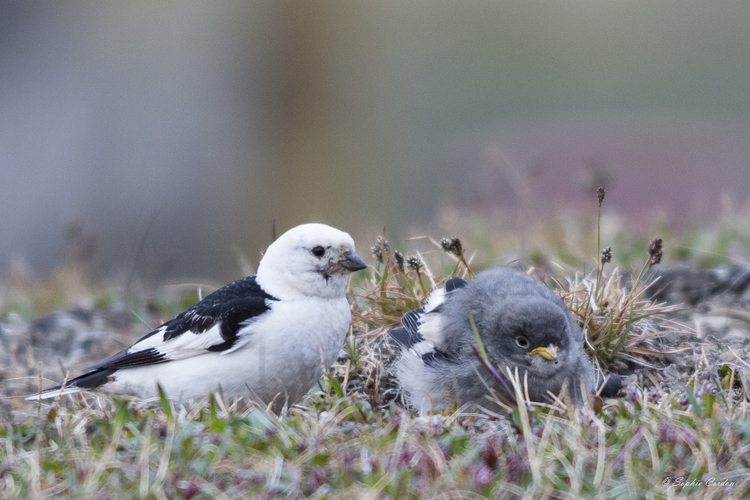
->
[406,253,423,272]
[439,237,463,257]
[371,235,389,263]
[601,247,612,265]
[648,238,663,266]
[371,245,382,263]
[596,186,606,206]
[394,250,405,272]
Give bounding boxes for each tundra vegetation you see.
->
[2,196,750,499]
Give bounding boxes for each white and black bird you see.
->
[28,223,367,408]
[389,268,612,413]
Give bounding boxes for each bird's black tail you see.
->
[25,368,116,401]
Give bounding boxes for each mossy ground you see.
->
[2,206,750,499]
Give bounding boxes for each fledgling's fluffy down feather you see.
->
[27,223,367,409]
[390,268,609,413]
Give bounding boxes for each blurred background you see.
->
[2,0,750,296]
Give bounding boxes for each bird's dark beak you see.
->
[338,251,367,271]
[527,344,559,361]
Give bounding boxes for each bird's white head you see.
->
[256,223,367,300]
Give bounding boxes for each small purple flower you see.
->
[399,446,416,466]
[505,450,526,482]
[338,448,358,468]
[647,387,661,405]
[176,480,201,500]
[361,449,378,475]
[625,383,638,405]
[677,394,689,410]
[470,463,495,488]
[413,451,439,479]
[306,467,329,494]
[480,439,499,470]
[657,424,678,448]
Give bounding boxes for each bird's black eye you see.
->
[515,336,529,348]
[311,246,326,258]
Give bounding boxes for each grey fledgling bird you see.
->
[389,267,600,413]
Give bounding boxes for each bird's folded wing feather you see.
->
[86,276,278,372]
[400,277,469,338]
[389,277,469,355]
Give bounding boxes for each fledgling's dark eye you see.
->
[515,336,529,348]
[311,246,326,258]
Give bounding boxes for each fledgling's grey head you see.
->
[440,268,584,380]
[256,223,367,300]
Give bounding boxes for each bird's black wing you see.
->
[400,307,426,340]
[388,327,418,349]
[86,276,278,372]
[389,277,469,360]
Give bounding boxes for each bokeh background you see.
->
[3,0,750,289]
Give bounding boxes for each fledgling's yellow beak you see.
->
[527,344,559,361]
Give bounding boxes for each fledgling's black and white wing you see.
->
[29,276,278,398]
[389,277,468,364]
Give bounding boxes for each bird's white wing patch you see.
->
[418,312,444,348]
[127,326,169,353]
[128,324,227,361]
[423,287,446,313]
